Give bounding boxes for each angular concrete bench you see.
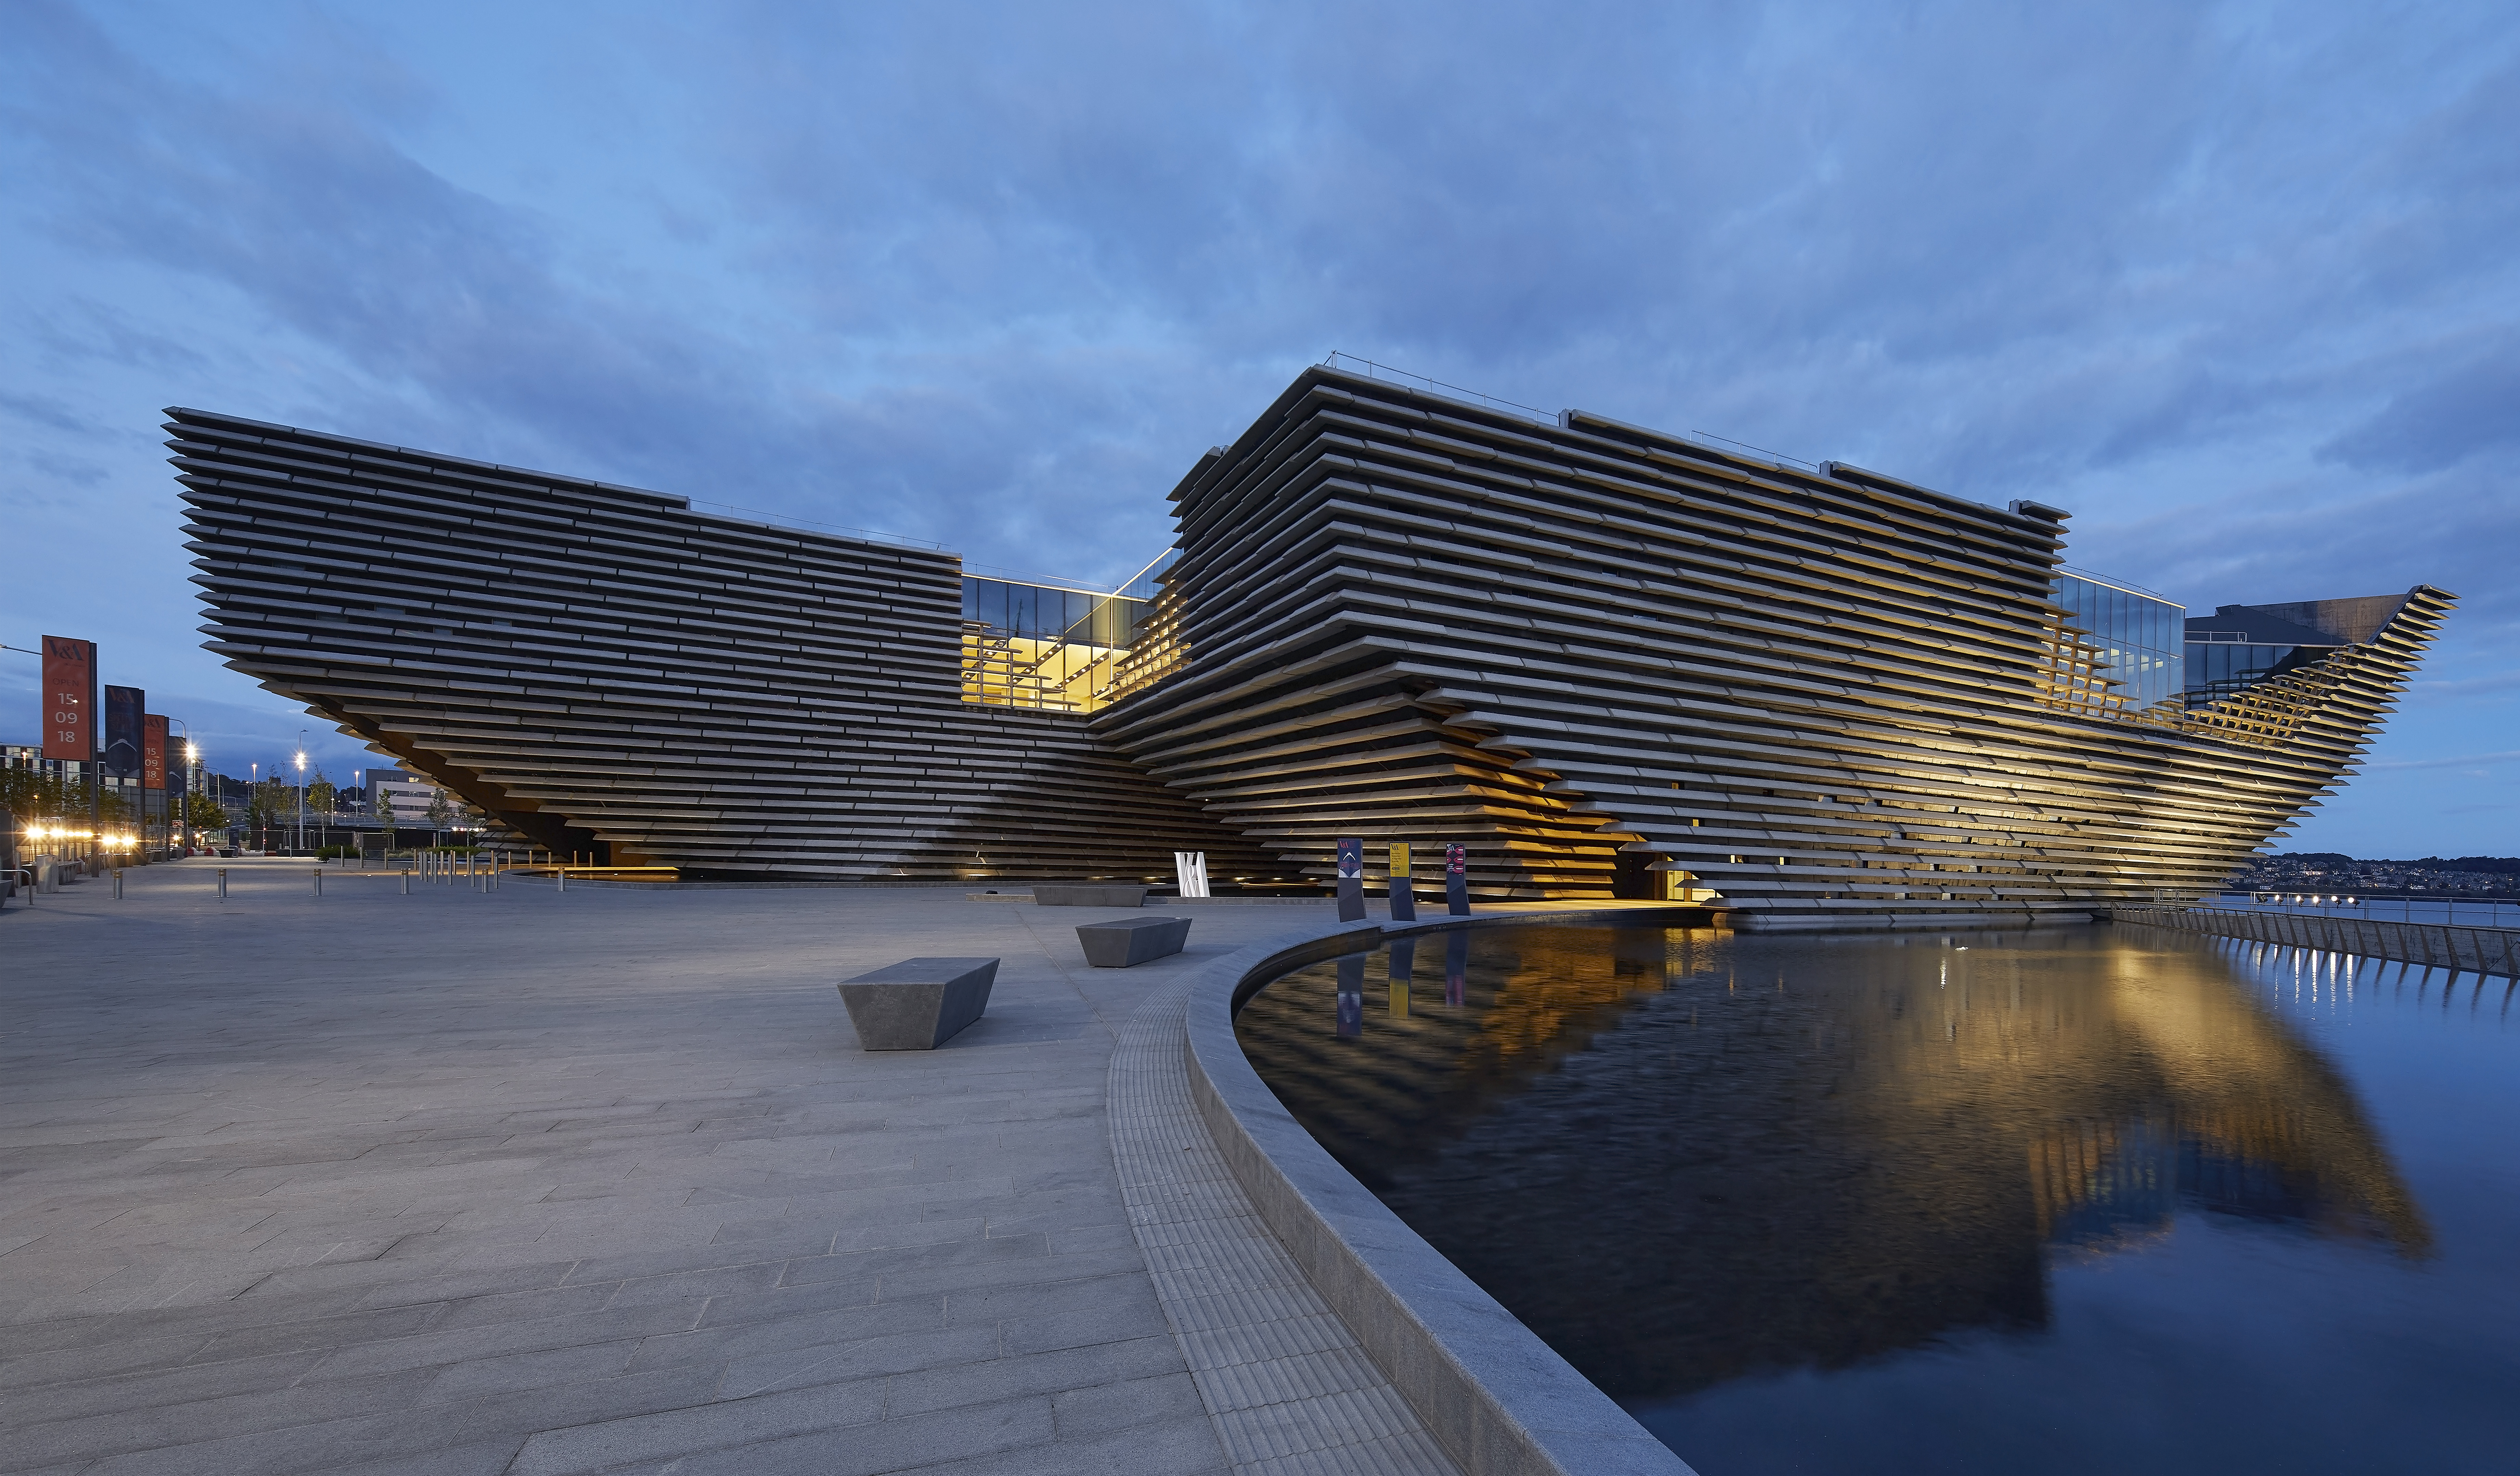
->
[1033,883,1148,907]
[1077,915,1193,968]
[836,957,999,1050]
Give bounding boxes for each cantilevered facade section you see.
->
[167,407,1280,883]
[1087,366,2451,927]
[169,365,2448,923]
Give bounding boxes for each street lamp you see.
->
[294,735,308,857]
[182,739,200,851]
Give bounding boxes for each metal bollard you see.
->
[400,868,411,895]
[312,867,323,898]
[556,867,566,893]
[217,867,228,901]
[113,868,124,900]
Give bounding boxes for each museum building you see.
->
[168,361,2452,929]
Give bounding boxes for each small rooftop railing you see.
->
[682,495,1160,596]
[1318,351,1552,423]
[1317,350,1828,474]
[2055,565,2181,606]
[683,497,949,553]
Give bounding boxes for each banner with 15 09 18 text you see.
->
[40,636,96,761]
[143,714,168,791]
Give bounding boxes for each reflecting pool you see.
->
[1237,924,2520,1475]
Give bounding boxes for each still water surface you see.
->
[1237,924,2520,1474]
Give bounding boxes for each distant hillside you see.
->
[2229,852,2520,892]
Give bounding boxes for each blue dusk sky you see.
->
[2,1,2512,856]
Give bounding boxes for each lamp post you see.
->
[294,735,307,857]
[178,735,199,851]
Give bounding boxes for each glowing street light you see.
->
[294,734,308,857]
[181,740,202,850]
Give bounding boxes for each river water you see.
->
[1236,923,2520,1474]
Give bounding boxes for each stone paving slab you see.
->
[0,860,1398,1474]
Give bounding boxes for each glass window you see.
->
[959,558,1182,715]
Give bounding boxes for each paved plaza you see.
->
[0,860,1409,1475]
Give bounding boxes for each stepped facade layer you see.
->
[167,407,1282,882]
[1088,367,2451,927]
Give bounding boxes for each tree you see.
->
[0,765,70,823]
[247,773,291,848]
[183,791,228,839]
[426,788,454,832]
[303,768,337,850]
[370,782,396,833]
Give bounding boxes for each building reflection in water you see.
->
[1235,925,2430,1403]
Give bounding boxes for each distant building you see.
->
[369,770,450,825]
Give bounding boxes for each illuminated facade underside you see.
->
[169,367,2451,926]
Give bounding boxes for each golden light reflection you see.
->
[1237,926,2433,1397]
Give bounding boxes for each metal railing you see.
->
[2216,890,2520,929]
[2116,903,2520,981]
[1319,351,1553,423]
[1316,350,1830,474]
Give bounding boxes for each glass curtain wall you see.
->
[2044,573,2186,722]
[2184,638,2336,706]
[960,549,1179,714]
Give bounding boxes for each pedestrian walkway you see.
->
[0,860,1422,1475]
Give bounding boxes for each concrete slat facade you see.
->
[1090,368,2452,927]
[169,367,2448,920]
[169,407,1284,883]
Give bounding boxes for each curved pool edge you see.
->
[1183,908,1703,1476]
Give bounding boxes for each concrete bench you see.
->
[836,957,999,1050]
[1033,883,1147,907]
[1077,915,1193,968]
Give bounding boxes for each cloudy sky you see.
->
[3,0,2512,856]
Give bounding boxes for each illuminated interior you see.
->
[960,550,1183,714]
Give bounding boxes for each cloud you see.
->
[2319,334,2520,473]
[2368,750,2520,772]
[0,390,101,436]
[24,297,211,374]
[25,451,107,488]
[2411,669,2520,700]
